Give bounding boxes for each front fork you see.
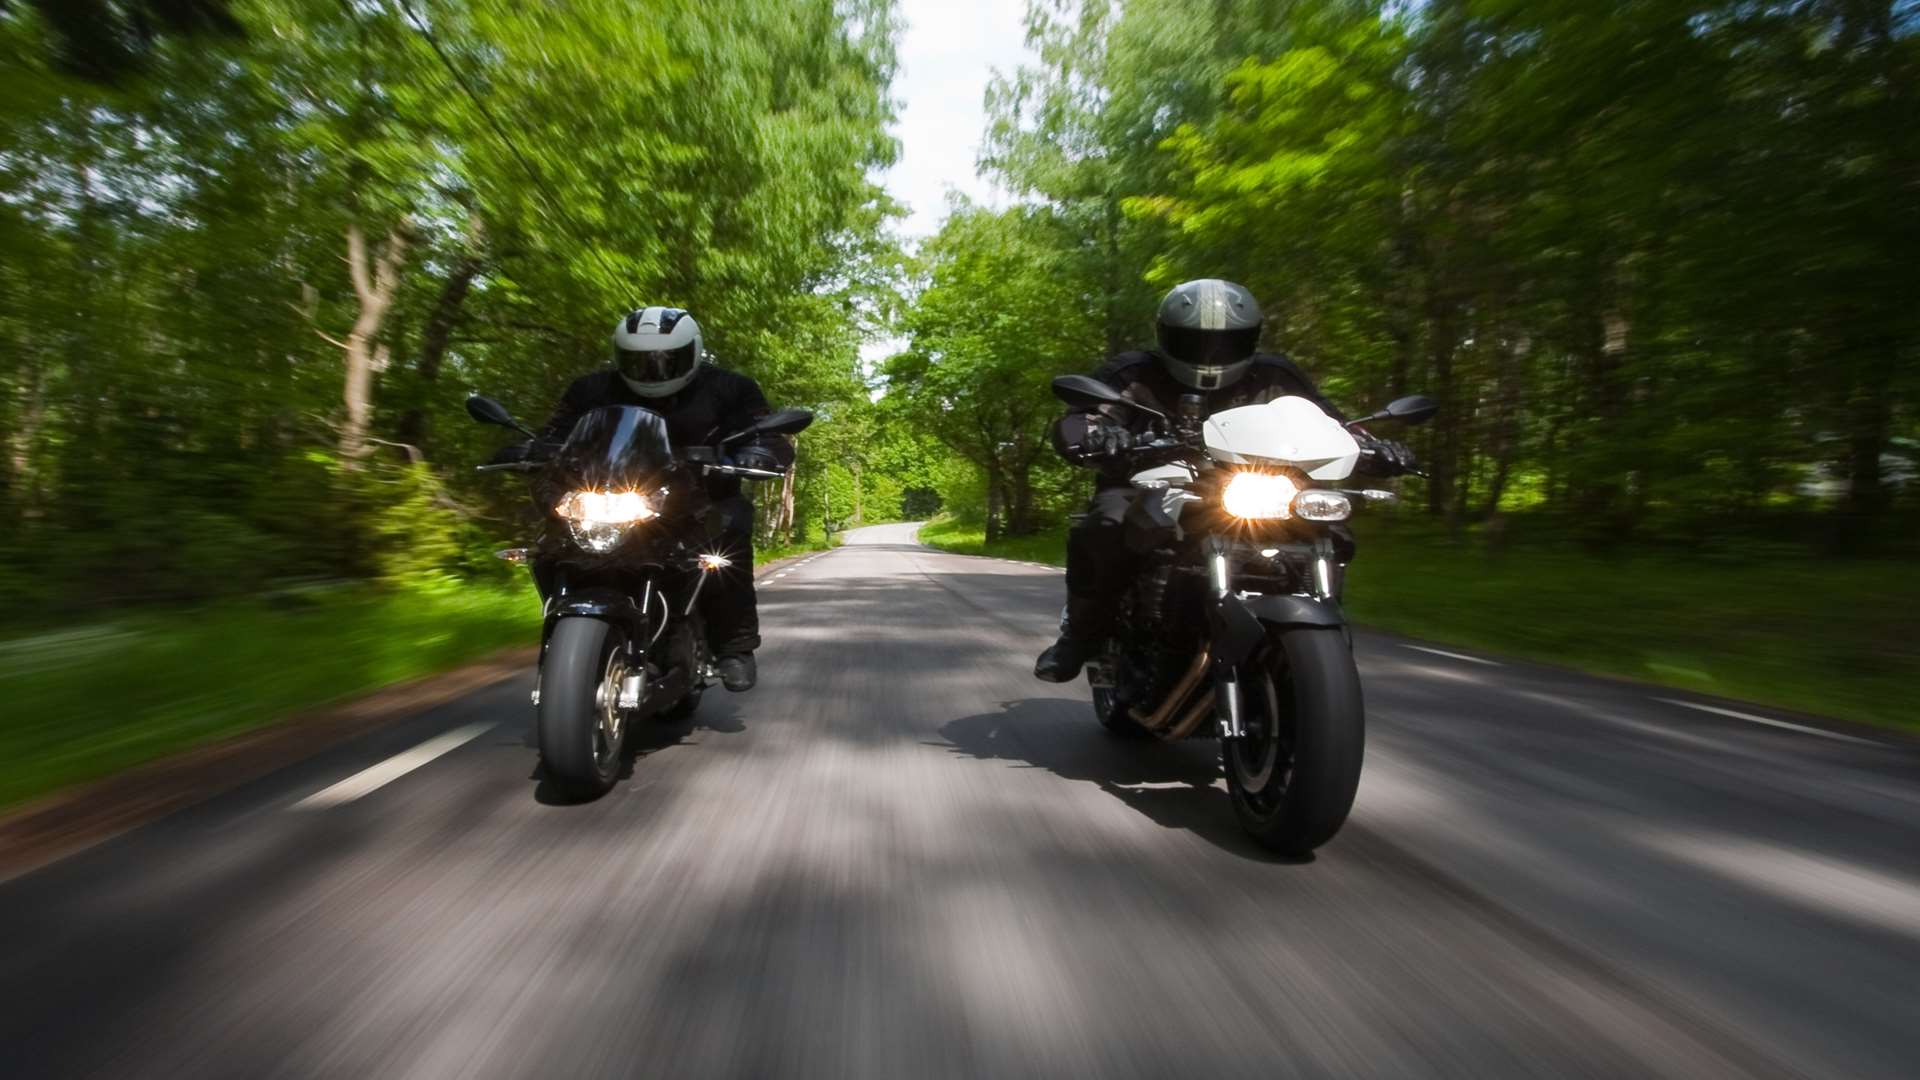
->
[1206,534,1338,740]
[1205,537,1246,739]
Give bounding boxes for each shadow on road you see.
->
[935,698,1309,865]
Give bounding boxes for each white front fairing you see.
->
[1203,396,1360,480]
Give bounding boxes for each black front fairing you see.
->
[552,404,674,491]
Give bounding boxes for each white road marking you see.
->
[1402,644,1503,667]
[1652,698,1879,746]
[1642,831,1920,941]
[774,573,789,579]
[292,722,496,810]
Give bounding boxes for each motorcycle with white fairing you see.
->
[1051,375,1437,854]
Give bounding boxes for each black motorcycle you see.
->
[466,393,812,799]
[1051,374,1436,854]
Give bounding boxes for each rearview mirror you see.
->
[1051,375,1167,421]
[721,407,814,444]
[466,393,535,437]
[1383,394,1439,425]
[1349,393,1439,428]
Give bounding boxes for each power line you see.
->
[386,0,637,309]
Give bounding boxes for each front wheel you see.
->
[1223,627,1365,855]
[538,617,630,800]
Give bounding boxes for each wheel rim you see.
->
[591,646,628,774]
[1229,664,1295,814]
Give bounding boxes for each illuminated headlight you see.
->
[1222,472,1300,519]
[555,490,656,526]
[1292,490,1353,522]
[555,491,656,554]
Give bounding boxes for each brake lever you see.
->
[475,460,544,473]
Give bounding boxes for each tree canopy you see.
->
[0,0,903,608]
[894,0,1915,552]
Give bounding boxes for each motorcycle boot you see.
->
[718,653,757,692]
[1033,595,1112,683]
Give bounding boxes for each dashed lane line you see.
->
[291,722,496,810]
[1402,644,1504,667]
[1652,698,1881,746]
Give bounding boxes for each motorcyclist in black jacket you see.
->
[1034,279,1416,683]
[538,307,793,692]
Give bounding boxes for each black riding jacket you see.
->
[1052,350,1351,488]
[538,365,794,501]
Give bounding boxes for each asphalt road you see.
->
[2,521,1915,1078]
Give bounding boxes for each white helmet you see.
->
[612,307,703,397]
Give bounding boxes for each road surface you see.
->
[1,522,1915,1078]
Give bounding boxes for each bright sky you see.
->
[862,0,1034,369]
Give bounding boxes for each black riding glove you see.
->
[1360,437,1418,477]
[732,445,784,474]
[1083,424,1135,458]
[486,442,532,466]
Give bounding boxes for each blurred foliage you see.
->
[892,0,1918,555]
[882,205,1102,538]
[0,0,904,616]
[0,582,537,808]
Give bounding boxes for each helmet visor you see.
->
[615,341,698,386]
[1157,323,1261,370]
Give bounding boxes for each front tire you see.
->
[538,617,629,800]
[1223,628,1365,855]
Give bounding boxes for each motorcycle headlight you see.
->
[1292,489,1353,522]
[1222,472,1300,519]
[555,490,657,526]
[555,490,656,554]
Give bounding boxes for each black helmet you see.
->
[1155,279,1263,390]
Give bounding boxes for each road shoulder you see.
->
[0,557,811,883]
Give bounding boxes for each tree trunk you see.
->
[1422,286,1460,517]
[778,452,797,542]
[1008,468,1034,536]
[984,463,1006,543]
[1102,197,1128,358]
[1837,358,1894,551]
[1481,331,1528,517]
[394,251,483,450]
[7,359,46,517]
[338,223,408,463]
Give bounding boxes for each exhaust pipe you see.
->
[1162,689,1217,741]
[1130,646,1211,733]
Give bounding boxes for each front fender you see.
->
[1209,592,1346,666]
[543,585,652,642]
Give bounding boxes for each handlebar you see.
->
[475,457,786,480]
[702,463,786,480]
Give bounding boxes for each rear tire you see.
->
[538,618,628,800]
[1223,628,1364,855]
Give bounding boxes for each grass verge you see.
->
[915,517,1915,730]
[0,582,538,810]
[917,518,1068,565]
[0,530,840,807]
[0,538,833,812]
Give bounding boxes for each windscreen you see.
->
[553,405,674,489]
